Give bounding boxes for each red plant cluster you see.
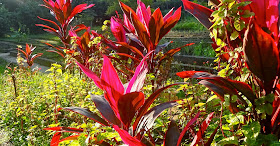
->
[182,0,280,135]
[39,0,216,145]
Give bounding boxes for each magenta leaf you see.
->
[62,107,109,126]
[76,61,102,89]
[163,120,180,146]
[101,55,124,116]
[91,94,122,126]
[182,0,213,29]
[126,55,149,93]
[113,125,146,146]
[111,17,126,42]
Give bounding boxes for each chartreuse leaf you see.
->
[230,31,239,40]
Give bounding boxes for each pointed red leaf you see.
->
[36,24,58,33]
[243,22,279,91]
[50,132,61,146]
[248,0,279,38]
[182,0,213,29]
[190,112,214,146]
[133,83,185,132]
[37,16,60,30]
[111,17,126,42]
[130,10,151,51]
[101,55,124,116]
[117,42,144,57]
[163,8,174,21]
[126,51,152,93]
[149,8,164,45]
[113,125,146,146]
[69,4,95,22]
[115,53,141,63]
[76,61,102,89]
[159,7,181,41]
[118,92,145,128]
[136,0,151,30]
[205,125,219,146]
[176,112,201,146]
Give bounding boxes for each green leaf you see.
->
[264,104,273,115]
[234,19,245,31]
[265,94,275,103]
[230,31,239,40]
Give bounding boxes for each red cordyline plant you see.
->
[36,0,94,55]
[67,24,106,67]
[181,0,280,139]
[44,54,186,145]
[17,43,43,68]
[110,0,191,84]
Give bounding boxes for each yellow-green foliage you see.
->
[0,64,99,145]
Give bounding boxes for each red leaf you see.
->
[159,7,181,41]
[133,83,185,132]
[117,42,144,57]
[248,0,279,38]
[69,4,95,22]
[126,51,151,93]
[36,24,58,33]
[243,22,279,92]
[177,112,201,146]
[177,71,256,103]
[101,55,124,117]
[113,125,146,146]
[76,61,102,89]
[111,17,126,42]
[149,8,164,45]
[115,53,141,63]
[37,16,60,30]
[50,132,61,146]
[136,0,151,30]
[190,112,214,146]
[182,0,213,29]
[163,8,174,21]
[130,9,151,51]
[118,92,145,129]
